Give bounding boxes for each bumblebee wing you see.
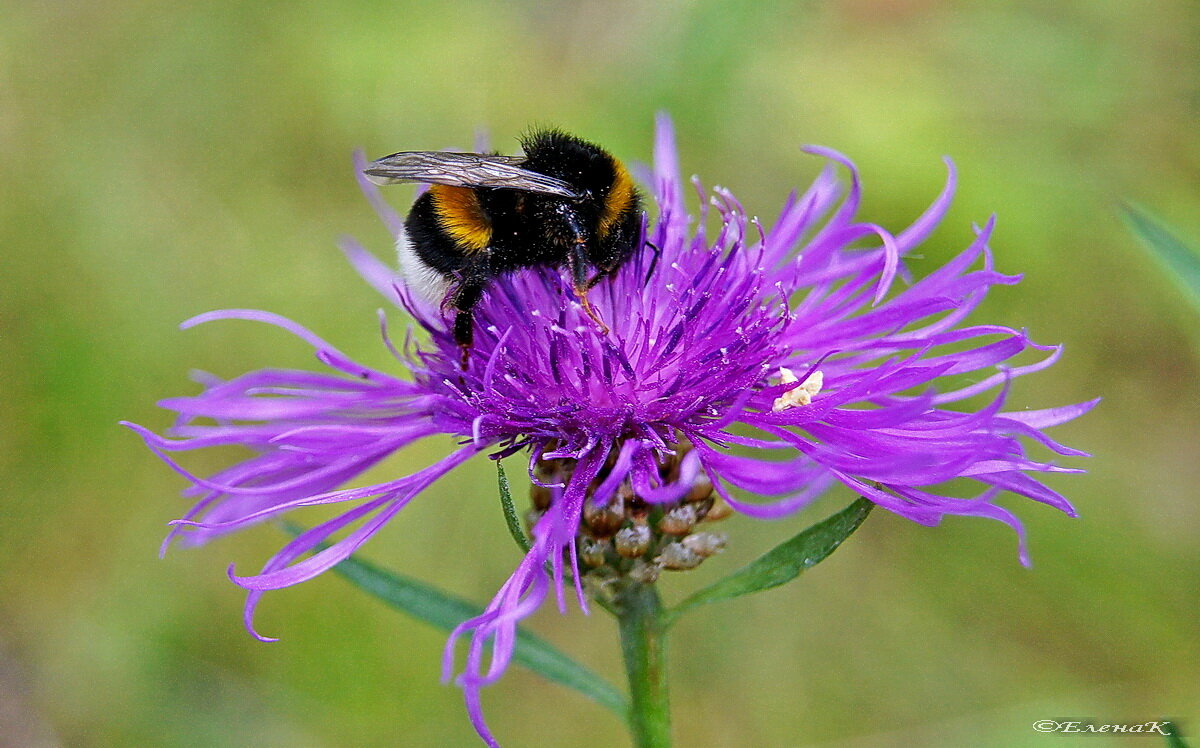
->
[363,151,581,198]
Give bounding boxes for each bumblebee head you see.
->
[519,130,638,241]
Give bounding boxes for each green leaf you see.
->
[1121,203,1200,311]
[665,497,873,626]
[283,523,627,717]
[497,461,531,552]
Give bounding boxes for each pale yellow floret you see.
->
[772,367,824,412]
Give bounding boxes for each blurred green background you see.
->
[2,1,1197,745]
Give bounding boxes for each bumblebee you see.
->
[364,130,642,349]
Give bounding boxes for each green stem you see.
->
[616,582,671,748]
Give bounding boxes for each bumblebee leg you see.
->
[569,242,609,335]
[584,268,609,291]
[450,279,485,365]
[457,333,470,369]
[642,240,661,286]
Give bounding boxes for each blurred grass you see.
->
[1,0,1197,745]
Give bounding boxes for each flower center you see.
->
[528,438,731,601]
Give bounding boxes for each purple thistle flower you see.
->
[127,115,1095,746]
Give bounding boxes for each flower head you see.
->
[128,115,1094,745]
